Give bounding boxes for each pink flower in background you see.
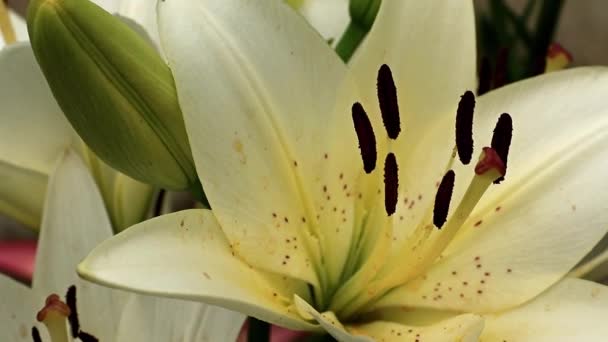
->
[236,321,308,342]
[0,240,36,282]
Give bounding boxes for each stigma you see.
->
[32,286,99,342]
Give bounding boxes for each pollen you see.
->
[433,170,455,228]
[384,153,399,216]
[352,102,377,173]
[455,90,475,164]
[491,113,513,183]
[377,64,401,139]
[66,285,80,337]
[31,327,42,342]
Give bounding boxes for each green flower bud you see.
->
[27,0,197,190]
[349,0,381,31]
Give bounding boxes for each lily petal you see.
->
[158,0,360,285]
[32,150,126,340]
[0,161,46,228]
[294,295,371,342]
[375,67,608,313]
[0,43,73,227]
[115,295,245,342]
[0,43,72,175]
[349,0,477,243]
[79,209,320,331]
[0,274,36,342]
[481,279,608,341]
[287,0,349,45]
[351,314,484,342]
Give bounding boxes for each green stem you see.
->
[334,21,367,63]
[247,318,270,342]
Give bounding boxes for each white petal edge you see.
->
[79,209,320,331]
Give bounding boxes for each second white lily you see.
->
[0,150,244,342]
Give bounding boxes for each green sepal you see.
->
[27,0,197,190]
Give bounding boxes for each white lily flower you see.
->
[78,0,608,340]
[0,150,244,341]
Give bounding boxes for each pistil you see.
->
[36,294,72,342]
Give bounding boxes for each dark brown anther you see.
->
[384,153,399,216]
[455,91,475,165]
[31,327,42,342]
[352,102,377,173]
[478,57,492,95]
[433,170,455,229]
[78,331,100,342]
[490,113,513,183]
[66,285,80,338]
[377,64,401,139]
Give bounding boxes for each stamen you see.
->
[384,153,399,216]
[31,327,42,342]
[352,102,377,173]
[478,57,491,95]
[37,294,71,342]
[66,285,80,337]
[78,331,99,342]
[377,64,401,139]
[490,113,513,183]
[455,91,475,164]
[433,170,455,229]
